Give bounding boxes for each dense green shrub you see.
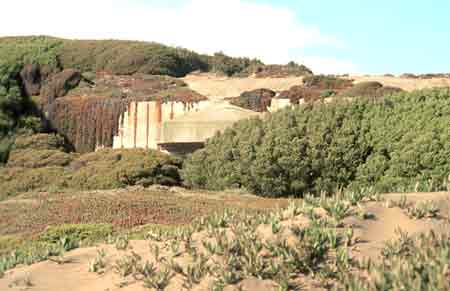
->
[67,149,182,189]
[12,133,67,151]
[7,149,73,168]
[0,166,65,198]
[183,88,450,197]
[0,145,183,198]
[39,224,113,245]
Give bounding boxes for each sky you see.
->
[0,0,449,75]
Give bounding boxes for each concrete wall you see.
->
[112,100,211,150]
[111,98,289,153]
[268,98,292,112]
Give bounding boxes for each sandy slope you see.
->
[350,75,450,91]
[1,191,448,291]
[182,74,304,101]
[183,73,450,101]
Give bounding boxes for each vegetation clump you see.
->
[343,230,450,291]
[339,81,402,98]
[228,88,276,112]
[0,141,183,198]
[183,88,450,197]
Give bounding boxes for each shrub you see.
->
[12,133,67,151]
[0,146,182,196]
[0,166,66,199]
[183,88,450,197]
[339,81,403,98]
[67,149,182,190]
[39,224,114,245]
[7,149,73,168]
[302,75,353,90]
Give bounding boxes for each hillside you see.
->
[0,36,312,78]
[0,35,450,291]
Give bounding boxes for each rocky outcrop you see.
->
[19,64,58,97]
[229,88,276,112]
[251,63,313,78]
[46,73,207,152]
[19,64,42,96]
[41,69,82,106]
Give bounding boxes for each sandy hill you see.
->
[183,73,450,101]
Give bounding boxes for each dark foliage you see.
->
[183,88,450,197]
[229,88,276,112]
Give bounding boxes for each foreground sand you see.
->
[1,191,448,291]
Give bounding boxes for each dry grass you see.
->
[0,188,287,238]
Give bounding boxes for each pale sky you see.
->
[2,0,449,74]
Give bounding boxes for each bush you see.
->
[0,166,66,199]
[67,149,182,190]
[338,82,403,99]
[12,133,66,150]
[0,140,182,196]
[7,149,73,168]
[302,75,353,90]
[39,224,114,245]
[183,88,450,197]
[339,81,383,97]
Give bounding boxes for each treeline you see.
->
[183,88,450,197]
[0,36,311,78]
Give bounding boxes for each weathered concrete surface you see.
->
[268,98,292,112]
[112,100,211,150]
[112,100,262,153]
[160,103,261,143]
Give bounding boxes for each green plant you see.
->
[342,230,450,290]
[88,249,107,274]
[184,255,209,288]
[406,200,440,219]
[114,252,141,277]
[321,198,352,225]
[115,235,129,251]
[39,224,113,246]
[143,267,174,291]
[150,244,162,262]
[134,261,156,280]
